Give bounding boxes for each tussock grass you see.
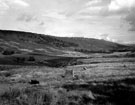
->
[1,79,135,105]
[0,87,96,105]
[0,87,54,105]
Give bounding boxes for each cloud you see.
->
[86,0,102,6]
[0,0,29,15]
[98,34,109,40]
[75,0,113,18]
[123,41,135,44]
[5,0,29,7]
[104,0,135,32]
[77,7,102,17]
[76,0,105,17]
[108,0,135,11]
[0,1,9,15]
[17,13,37,22]
[125,7,135,31]
[0,0,29,7]
[12,0,29,7]
[42,10,67,20]
[16,13,45,26]
[97,34,116,42]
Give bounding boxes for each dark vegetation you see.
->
[45,57,83,67]
[0,54,83,67]
[14,57,26,63]
[75,49,111,53]
[29,80,40,84]
[28,56,35,61]
[2,49,15,55]
[124,53,135,57]
[103,52,135,58]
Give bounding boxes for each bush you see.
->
[2,50,15,55]
[28,56,35,61]
[14,57,25,63]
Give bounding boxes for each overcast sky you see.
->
[0,0,135,44]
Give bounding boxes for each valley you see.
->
[0,30,135,105]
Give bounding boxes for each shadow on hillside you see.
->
[45,57,83,67]
[0,55,84,67]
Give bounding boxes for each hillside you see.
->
[59,37,131,53]
[0,29,132,53]
[0,29,134,66]
[127,44,135,50]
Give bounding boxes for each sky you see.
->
[0,0,135,44]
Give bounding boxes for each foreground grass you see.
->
[1,78,135,105]
[0,86,93,105]
[0,86,103,105]
[0,87,54,105]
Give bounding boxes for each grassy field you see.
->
[0,51,135,105]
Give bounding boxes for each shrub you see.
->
[2,50,15,55]
[14,57,25,63]
[28,56,35,61]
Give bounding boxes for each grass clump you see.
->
[0,87,95,105]
[0,87,54,105]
